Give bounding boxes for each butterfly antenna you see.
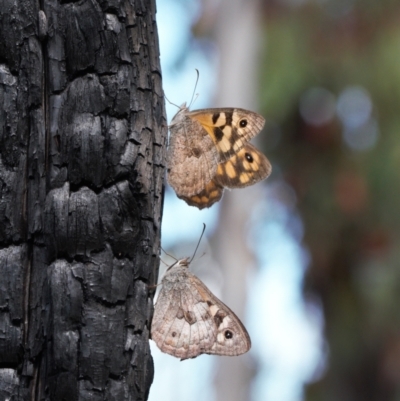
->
[161,246,178,262]
[188,69,200,109]
[159,257,169,267]
[189,223,206,263]
[191,251,206,265]
[164,94,181,110]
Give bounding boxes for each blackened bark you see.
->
[0,0,166,399]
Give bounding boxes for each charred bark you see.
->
[0,0,166,399]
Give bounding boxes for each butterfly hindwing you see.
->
[167,105,219,197]
[178,179,224,210]
[152,266,217,359]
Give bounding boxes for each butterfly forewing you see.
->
[207,303,251,356]
[187,108,265,161]
[178,143,272,209]
[215,143,272,189]
[186,274,251,357]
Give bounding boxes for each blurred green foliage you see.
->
[259,1,400,399]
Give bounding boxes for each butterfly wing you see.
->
[178,179,224,210]
[151,268,218,360]
[167,106,268,201]
[178,143,272,209]
[187,108,265,161]
[206,301,251,356]
[151,265,251,359]
[167,107,220,197]
[187,274,251,357]
[215,143,272,188]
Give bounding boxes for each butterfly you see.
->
[151,257,251,360]
[167,104,272,209]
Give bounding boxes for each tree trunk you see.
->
[210,0,262,399]
[0,0,166,399]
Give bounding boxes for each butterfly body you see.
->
[151,258,251,360]
[167,104,271,208]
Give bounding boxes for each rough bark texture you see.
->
[0,0,166,399]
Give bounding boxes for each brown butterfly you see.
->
[151,257,251,360]
[167,104,271,209]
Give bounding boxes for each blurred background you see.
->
[150,0,400,400]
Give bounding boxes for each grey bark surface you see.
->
[0,0,166,399]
